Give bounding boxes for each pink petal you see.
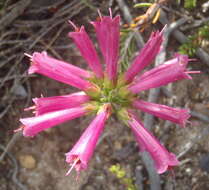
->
[133,100,190,128]
[20,106,88,137]
[28,51,90,78]
[69,26,103,78]
[32,92,90,116]
[129,54,192,93]
[128,113,179,174]
[136,54,189,82]
[91,15,120,81]
[28,52,92,90]
[124,29,164,83]
[65,104,111,174]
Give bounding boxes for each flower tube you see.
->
[65,104,111,176]
[20,106,90,137]
[124,29,163,83]
[29,92,90,116]
[92,11,120,81]
[69,24,103,78]
[27,52,93,90]
[133,100,190,127]
[128,112,179,174]
[128,54,198,93]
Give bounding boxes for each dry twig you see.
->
[0,0,31,30]
[116,0,144,49]
[0,144,27,190]
[159,10,209,67]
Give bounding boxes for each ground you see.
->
[0,0,209,190]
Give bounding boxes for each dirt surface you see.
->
[0,0,209,190]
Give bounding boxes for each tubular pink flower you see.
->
[128,54,198,93]
[124,29,164,83]
[91,12,120,81]
[128,113,179,174]
[69,24,103,78]
[133,100,190,128]
[135,54,189,82]
[65,104,111,176]
[27,52,93,90]
[29,92,90,116]
[20,106,88,137]
[20,11,199,176]
[27,51,90,78]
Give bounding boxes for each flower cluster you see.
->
[19,10,198,176]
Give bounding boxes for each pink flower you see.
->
[69,24,103,78]
[133,100,190,128]
[27,51,90,78]
[124,29,164,83]
[128,112,179,174]
[91,10,120,82]
[128,54,199,93]
[27,92,90,116]
[27,52,93,90]
[65,104,111,176]
[19,10,199,176]
[20,105,90,137]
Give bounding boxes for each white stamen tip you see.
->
[24,53,32,58]
[186,71,201,74]
[66,157,79,176]
[97,9,102,19]
[68,20,77,30]
[109,8,112,18]
[24,106,36,111]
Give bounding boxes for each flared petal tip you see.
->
[156,153,180,174]
[179,109,191,128]
[19,119,36,137]
[27,52,47,74]
[22,131,35,138]
[91,13,120,26]
[68,26,85,37]
[65,155,88,177]
[32,98,38,105]
[28,65,37,74]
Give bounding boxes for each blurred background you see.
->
[0,0,209,189]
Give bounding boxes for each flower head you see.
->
[19,10,199,176]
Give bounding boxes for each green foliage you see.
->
[176,0,197,9]
[178,24,209,57]
[134,2,152,8]
[178,36,198,56]
[198,25,209,40]
[184,0,197,9]
[119,29,137,72]
[0,0,6,9]
[109,164,137,190]
[109,164,126,178]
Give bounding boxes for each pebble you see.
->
[200,153,209,172]
[19,154,36,169]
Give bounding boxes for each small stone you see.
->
[12,84,27,99]
[19,154,36,169]
[114,141,122,150]
[200,153,209,172]
[185,168,191,174]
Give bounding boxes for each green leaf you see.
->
[134,3,152,8]
[184,0,197,9]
